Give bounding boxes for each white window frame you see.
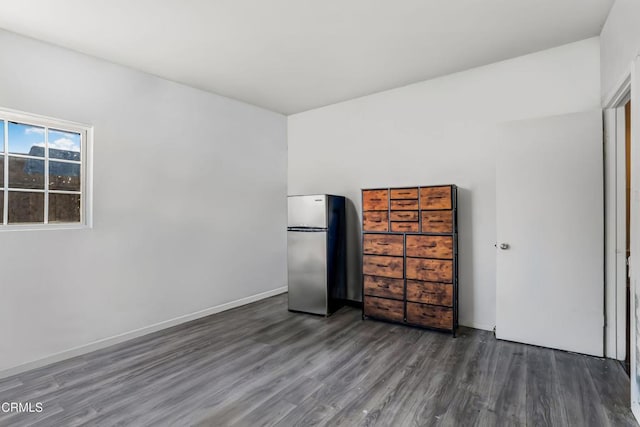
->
[0,107,93,231]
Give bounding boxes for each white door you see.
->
[496,110,604,356]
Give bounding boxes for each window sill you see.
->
[0,223,90,232]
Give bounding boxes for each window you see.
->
[0,109,91,229]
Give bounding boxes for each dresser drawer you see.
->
[406,302,453,330]
[363,255,404,279]
[421,210,453,233]
[406,281,453,306]
[363,189,388,211]
[389,211,418,222]
[406,258,453,283]
[363,234,404,256]
[391,222,419,233]
[390,199,419,210]
[364,276,404,300]
[363,211,389,231]
[390,188,418,199]
[420,186,452,210]
[405,235,453,259]
[365,296,404,323]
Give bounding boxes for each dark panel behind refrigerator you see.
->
[327,195,347,313]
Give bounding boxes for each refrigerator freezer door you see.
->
[288,195,327,229]
[287,230,328,315]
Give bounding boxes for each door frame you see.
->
[605,57,640,423]
[604,77,631,361]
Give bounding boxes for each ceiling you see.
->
[0,0,614,115]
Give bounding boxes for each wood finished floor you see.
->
[0,293,636,426]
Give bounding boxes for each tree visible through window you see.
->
[0,111,89,227]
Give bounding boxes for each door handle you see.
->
[499,243,510,250]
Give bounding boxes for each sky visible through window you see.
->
[6,122,80,157]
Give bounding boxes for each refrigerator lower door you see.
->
[287,230,328,315]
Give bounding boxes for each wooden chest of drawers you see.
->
[361,185,458,335]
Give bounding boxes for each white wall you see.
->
[601,0,640,104]
[288,37,601,330]
[0,30,287,374]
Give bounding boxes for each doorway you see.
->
[604,88,632,364]
[607,56,640,424]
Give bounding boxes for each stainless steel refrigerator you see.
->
[287,195,347,316]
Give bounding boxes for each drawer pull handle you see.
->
[421,267,435,271]
[377,243,389,246]
[376,264,389,268]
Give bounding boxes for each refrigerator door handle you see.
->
[287,227,327,232]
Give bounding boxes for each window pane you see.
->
[48,129,81,161]
[0,120,4,151]
[49,161,80,191]
[0,191,3,222]
[8,191,44,223]
[0,156,3,187]
[9,157,44,189]
[49,193,80,223]
[8,122,45,157]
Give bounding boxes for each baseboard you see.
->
[459,320,494,332]
[0,286,288,380]
[632,402,640,426]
